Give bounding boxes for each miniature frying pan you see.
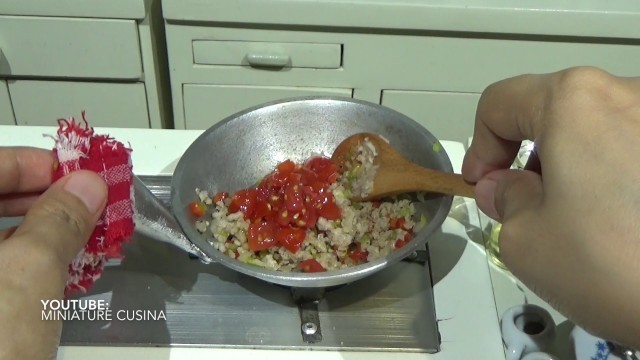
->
[134,97,454,288]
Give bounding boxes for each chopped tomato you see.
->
[296,206,318,228]
[298,259,325,273]
[304,156,340,183]
[394,232,413,249]
[299,167,319,186]
[276,226,306,253]
[213,191,229,204]
[247,220,278,251]
[315,192,341,220]
[284,184,304,212]
[276,208,293,227]
[389,218,407,230]
[276,159,296,174]
[189,201,206,217]
[347,243,368,263]
[228,189,258,218]
[265,171,289,188]
[253,199,271,220]
[198,156,343,257]
[266,193,284,212]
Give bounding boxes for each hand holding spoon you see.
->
[331,133,475,200]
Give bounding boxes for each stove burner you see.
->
[59,176,440,352]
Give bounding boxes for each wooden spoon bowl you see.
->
[331,133,475,200]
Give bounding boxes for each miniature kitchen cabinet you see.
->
[0,80,13,125]
[162,0,640,144]
[0,0,171,128]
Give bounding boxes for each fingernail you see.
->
[475,177,500,220]
[64,171,107,214]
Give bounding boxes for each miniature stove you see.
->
[60,176,440,352]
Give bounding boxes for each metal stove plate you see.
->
[60,176,440,352]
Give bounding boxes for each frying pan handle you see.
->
[133,176,213,264]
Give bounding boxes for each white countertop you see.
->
[1,125,505,360]
[162,0,640,39]
[0,0,146,19]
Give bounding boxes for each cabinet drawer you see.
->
[193,40,342,69]
[10,81,149,128]
[369,37,640,93]
[0,80,15,125]
[183,84,352,129]
[382,90,481,145]
[0,16,142,79]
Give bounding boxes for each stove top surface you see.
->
[60,176,440,352]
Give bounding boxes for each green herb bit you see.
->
[432,141,442,153]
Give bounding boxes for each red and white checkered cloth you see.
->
[51,113,135,296]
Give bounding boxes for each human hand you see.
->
[462,67,640,349]
[0,147,107,359]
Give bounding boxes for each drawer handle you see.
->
[246,53,290,68]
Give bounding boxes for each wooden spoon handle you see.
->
[422,171,476,198]
[379,165,476,199]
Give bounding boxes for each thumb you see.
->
[0,172,107,360]
[11,170,108,268]
[474,169,543,222]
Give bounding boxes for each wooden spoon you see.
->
[331,133,475,200]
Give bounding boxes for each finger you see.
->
[9,170,108,269]
[0,171,107,359]
[462,73,551,183]
[474,169,543,222]
[523,147,541,175]
[476,169,546,290]
[0,226,17,241]
[0,147,55,194]
[0,192,42,217]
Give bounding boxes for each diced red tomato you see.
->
[253,199,271,220]
[276,226,307,253]
[299,169,326,193]
[298,259,325,273]
[247,220,278,251]
[315,192,341,220]
[198,156,344,257]
[284,184,304,212]
[276,159,296,174]
[304,157,340,183]
[228,189,258,218]
[394,232,413,249]
[213,191,229,204]
[266,193,283,212]
[276,208,293,227]
[296,207,318,228]
[347,243,369,263]
[189,201,206,217]
[389,218,407,230]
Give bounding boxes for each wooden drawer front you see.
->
[183,84,352,129]
[193,40,342,69]
[381,90,481,145]
[10,81,149,128]
[0,80,15,125]
[0,16,142,79]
